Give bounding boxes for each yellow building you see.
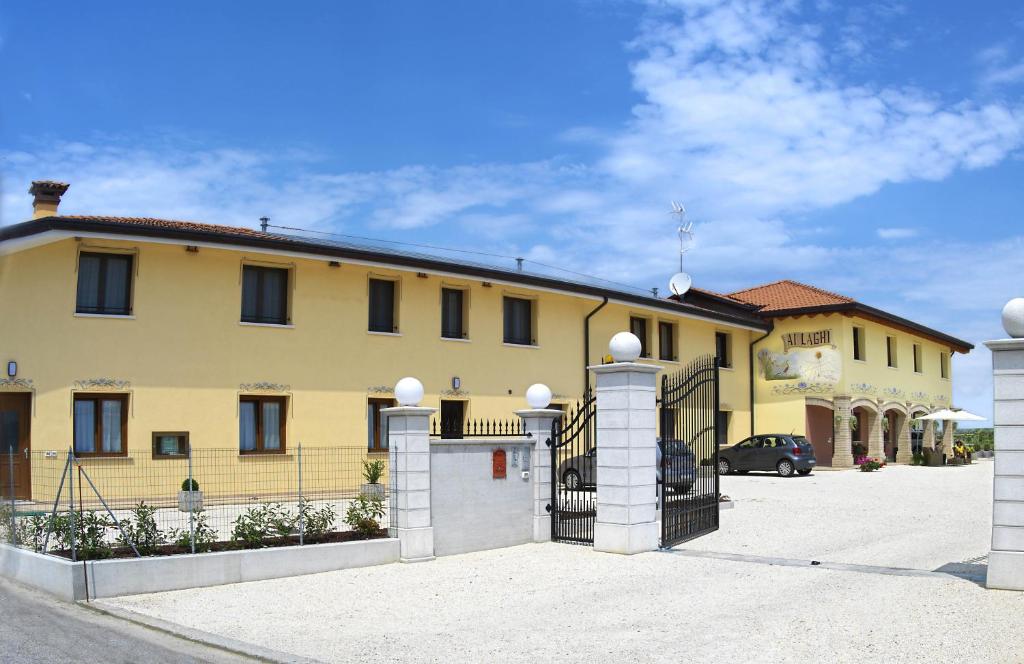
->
[0,182,974,502]
[0,181,766,502]
[728,280,973,467]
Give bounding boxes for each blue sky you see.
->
[2,0,1024,421]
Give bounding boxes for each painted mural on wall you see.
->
[759,328,841,384]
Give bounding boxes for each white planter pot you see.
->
[178,490,203,512]
[360,483,385,498]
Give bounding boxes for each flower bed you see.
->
[857,457,885,472]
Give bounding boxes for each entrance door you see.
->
[0,393,31,501]
[439,400,465,439]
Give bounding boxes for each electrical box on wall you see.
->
[492,449,507,479]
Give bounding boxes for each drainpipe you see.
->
[749,322,774,435]
[583,297,609,393]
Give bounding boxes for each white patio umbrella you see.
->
[915,408,987,422]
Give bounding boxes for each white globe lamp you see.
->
[526,383,553,409]
[609,331,642,363]
[394,377,424,406]
[1003,298,1024,339]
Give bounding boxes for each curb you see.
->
[83,600,323,664]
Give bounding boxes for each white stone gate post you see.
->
[383,377,435,563]
[987,299,1024,590]
[517,383,564,543]
[591,333,660,555]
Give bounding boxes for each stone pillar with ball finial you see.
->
[382,377,436,563]
[515,384,565,542]
[590,331,662,554]
[987,298,1024,590]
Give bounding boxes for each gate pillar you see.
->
[986,302,1024,590]
[383,401,436,563]
[590,353,661,555]
[516,406,564,542]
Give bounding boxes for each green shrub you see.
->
[181,478,200,492]
[911,452,924,466]
[47,510,114,559]
[169,509,218,553]
[14,515,49,552]
[362,459,386,484]
[231,502,294,548]
[344,494,386,538]
[297,500,336,539]
[115,501,166,556]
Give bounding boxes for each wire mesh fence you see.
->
[0,446,391,560]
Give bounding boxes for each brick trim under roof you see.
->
[728,279,973,353]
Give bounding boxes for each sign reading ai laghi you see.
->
[781,329,833,352]
[759,328,841,384]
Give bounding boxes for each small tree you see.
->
[345,494,386,538]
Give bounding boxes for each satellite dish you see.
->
[669,272,692,296]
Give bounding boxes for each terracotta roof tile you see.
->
[728,279,855,312]
[53,215,272,238]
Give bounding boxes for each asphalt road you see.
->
[0,577,252,664]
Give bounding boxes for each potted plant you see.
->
[923,447,944,466]
[360,459,386,498]
[178,478,203,512]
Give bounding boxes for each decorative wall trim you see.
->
[239,382,291,393]
[367,385,394,395]
[881,386,906,399]
[0,377,33,390]
[911,390,929,401]
[771,381,835,395]
[934,394,949,404]
[440,388,471,397]
[74,377,130,390]
[848,382,876,396]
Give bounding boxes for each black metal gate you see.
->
[548,392,597,544]
[660,355,720,547]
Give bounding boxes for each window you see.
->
[503,297,534,345]
[886,336,898,368]
[73,394,128,456]
[716,411,730,447]
[852,326,865,361]
[152,432,189,459]
[630,317,650,358]
[913,344,922,373]
[369,279,397,333]
[940,352,950,379]
[715,332,732,368]
[439,400,466,439]
[76,252,133,315]
[239,396,286,454]
[658,321,676,361]
[441,288,466,339]
[367,398,394,452]
[241,265,289,325]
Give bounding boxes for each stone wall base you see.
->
[987,551,1024,591]
[593,521,659,555]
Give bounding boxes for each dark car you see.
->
[555,439,697,493]
[718,434,816,478]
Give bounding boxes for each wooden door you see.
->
[0,393,31,501]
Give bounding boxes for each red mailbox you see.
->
[492,449,507,479]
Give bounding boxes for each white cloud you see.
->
[876,227,918,239]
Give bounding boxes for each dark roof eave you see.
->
[1,217,770,331]
[757,303,973,353]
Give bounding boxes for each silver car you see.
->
[556,440,697,493]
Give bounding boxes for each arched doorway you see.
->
[881,403,908,462]
[804,398,834,465]
[851,400,882,461]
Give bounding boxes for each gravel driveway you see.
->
[103,459,1024,664]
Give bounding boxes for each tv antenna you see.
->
[668,201,694,296]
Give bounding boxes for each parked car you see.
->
[657,439,697,494]
[555,439,697,493]
[718,434,816,477]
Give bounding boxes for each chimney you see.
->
[28,180,70,219]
